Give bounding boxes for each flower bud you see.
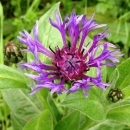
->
[108,89,123,102]
[5,41,23,63]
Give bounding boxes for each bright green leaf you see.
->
[28,2,62,62]
[0,64,27,89]
[23,110,53,130]
[108,97,130,110]
[122,85,130,99]
[54,111,80,130]
[107,105,130,125]
[115,58,130,90]
[101,59,130,125]
[47,94,62,122]
[87,120,125,130]
[106,97,130,125]
[60,90,105,121]
[38,2,62,49]
[11,113,26,130]
[102,68,119,98]
[36,88,50,110]
[2,89,43,122]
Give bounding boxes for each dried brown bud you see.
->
[5,41,23,63]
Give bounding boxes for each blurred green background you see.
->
[2,0,130,59]
[0,0,130,129]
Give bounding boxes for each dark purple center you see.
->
[52,47,89,80]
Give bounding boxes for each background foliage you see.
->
[0,0,130,130]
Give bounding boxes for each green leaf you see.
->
[60,90,105,121]
[108,97,130,109]
[102,68,119,98]
[23,110,53,130]
[102,58,130,124]
[122,85,130,99]
[36,87,62,124]
[36,88,50,110]
[80,115,125,130]
[106,97,130,125]
[2,89,43,122]
[0,64,28,89]
[38,2,62,63]
[11,113,26,130]
[79,115,95,130]
[38,2,62,49]
[28,2,62,62]
[107,105,130,125]
[117,72,130,89]
[54,111,80,130]
[47,94,62,122]
[115,58,130,90]
[87,120,125,130]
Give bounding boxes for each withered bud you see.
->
[5,41,23,63]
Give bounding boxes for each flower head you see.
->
[18,11,122,98]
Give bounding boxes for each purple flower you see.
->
[18,11,122,98]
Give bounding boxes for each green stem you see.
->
[84,0,87,14]
[0,2,3,64]
[26,0,40,14]
[119,11,130,20]
[4,100,8,130]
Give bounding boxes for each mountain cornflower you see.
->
[18,11,122,97]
